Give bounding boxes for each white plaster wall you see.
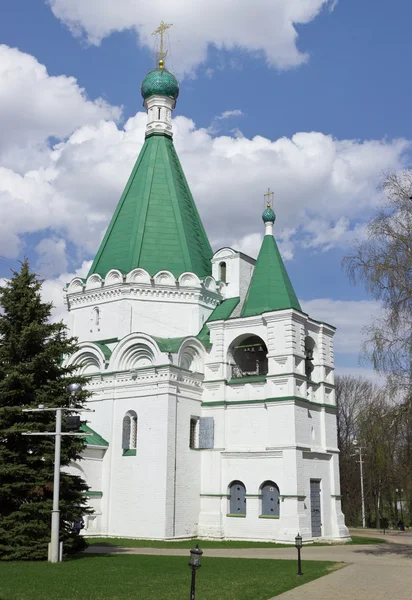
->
[70,295,216,342]
[172,393,202,537]
[106,392,171,538]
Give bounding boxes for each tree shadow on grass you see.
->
[66,552,119,561]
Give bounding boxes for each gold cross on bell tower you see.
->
[152,20,173,68]
[264,187,274,208]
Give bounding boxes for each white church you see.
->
[64,37,349,543]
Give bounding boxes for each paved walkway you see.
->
[86,531,412,599]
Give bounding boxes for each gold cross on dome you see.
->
[264,187,274,207]
[152,20,173,66]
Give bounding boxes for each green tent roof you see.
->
[241,234,301,317]
[88,134,213,280]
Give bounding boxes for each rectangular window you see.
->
[199,417,214,449]
[189,418,199,449]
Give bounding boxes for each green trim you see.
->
[88,135,213,280]
[200,494,230,498]
[94,337,119,345]
[122,449,137,456]
[245,494,263,498]
[241,234,301,317]
[80,423,109,447]
[228,375,266,385]
[279,495,306,499]
[259,515,280,519]
[82,491,103,498]
[226,514,246,518]
[202,396,337,410]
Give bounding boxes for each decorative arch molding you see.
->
[153,270,176,286]
[178,272,201,288]
[85,274,103,290]
[212,247,237,261]
[203,276,217,293]
[126,268,151,284]
[105,269,124,285]
[109,333,162,372]
[177,337,205,374]
[69,342,106,375]
[67,278,85,294]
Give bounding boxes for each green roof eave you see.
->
[197,297,240,347]
[152,336,186,353]
[94,342,112,361]
[88,134,213,280]
[241,235,301,318]
[80,423,109,447]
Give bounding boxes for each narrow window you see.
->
[260,481,280,516]
[229,481,246,515]
[158,107,161,120]
[219,261,227,283]
[189,418,199,449]
[122,411,138,454]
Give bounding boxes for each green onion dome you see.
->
[262,206,276,223]
[141,66,179,101]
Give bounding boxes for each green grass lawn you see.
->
[86,535,386,549]
[0,554,340,600]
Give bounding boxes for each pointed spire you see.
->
[241,191,301,317]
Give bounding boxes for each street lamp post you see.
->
[188,544,203,600]
[353,439,366,528]
[295,533,303,576]
[22,383,92,563]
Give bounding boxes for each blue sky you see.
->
[0,0,410,378]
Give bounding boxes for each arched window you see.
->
[230,335,268,379]
[122,411,138,454]
[260,481,280,517]
[219,261,227,283]
[90,307,100,331]
[228,481,246,515]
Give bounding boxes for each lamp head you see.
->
[67,382,82,397]
[295,533,303,549]
[189,544,203,568]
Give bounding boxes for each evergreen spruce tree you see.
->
[0,259,91,560]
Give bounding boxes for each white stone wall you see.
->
[65,269,348,542]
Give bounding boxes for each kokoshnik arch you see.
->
[64,23,349,543]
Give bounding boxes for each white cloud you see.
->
[0,45,409,280]
[35,237,68,277]
[0,45,121,171]
[46,0,336,75]
[301,298,382,355]
[216,110,244,121]
[40,260,92,324]
[0,107,409,264]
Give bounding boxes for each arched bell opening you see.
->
[229,335,268,379]
[304,336,316,380]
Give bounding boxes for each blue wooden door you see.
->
[310,480,322,537]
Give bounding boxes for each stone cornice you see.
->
[67,283,220,309]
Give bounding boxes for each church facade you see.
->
[64,56,349,543]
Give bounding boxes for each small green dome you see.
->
[262,206,276,223]
[141,67,179,101]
